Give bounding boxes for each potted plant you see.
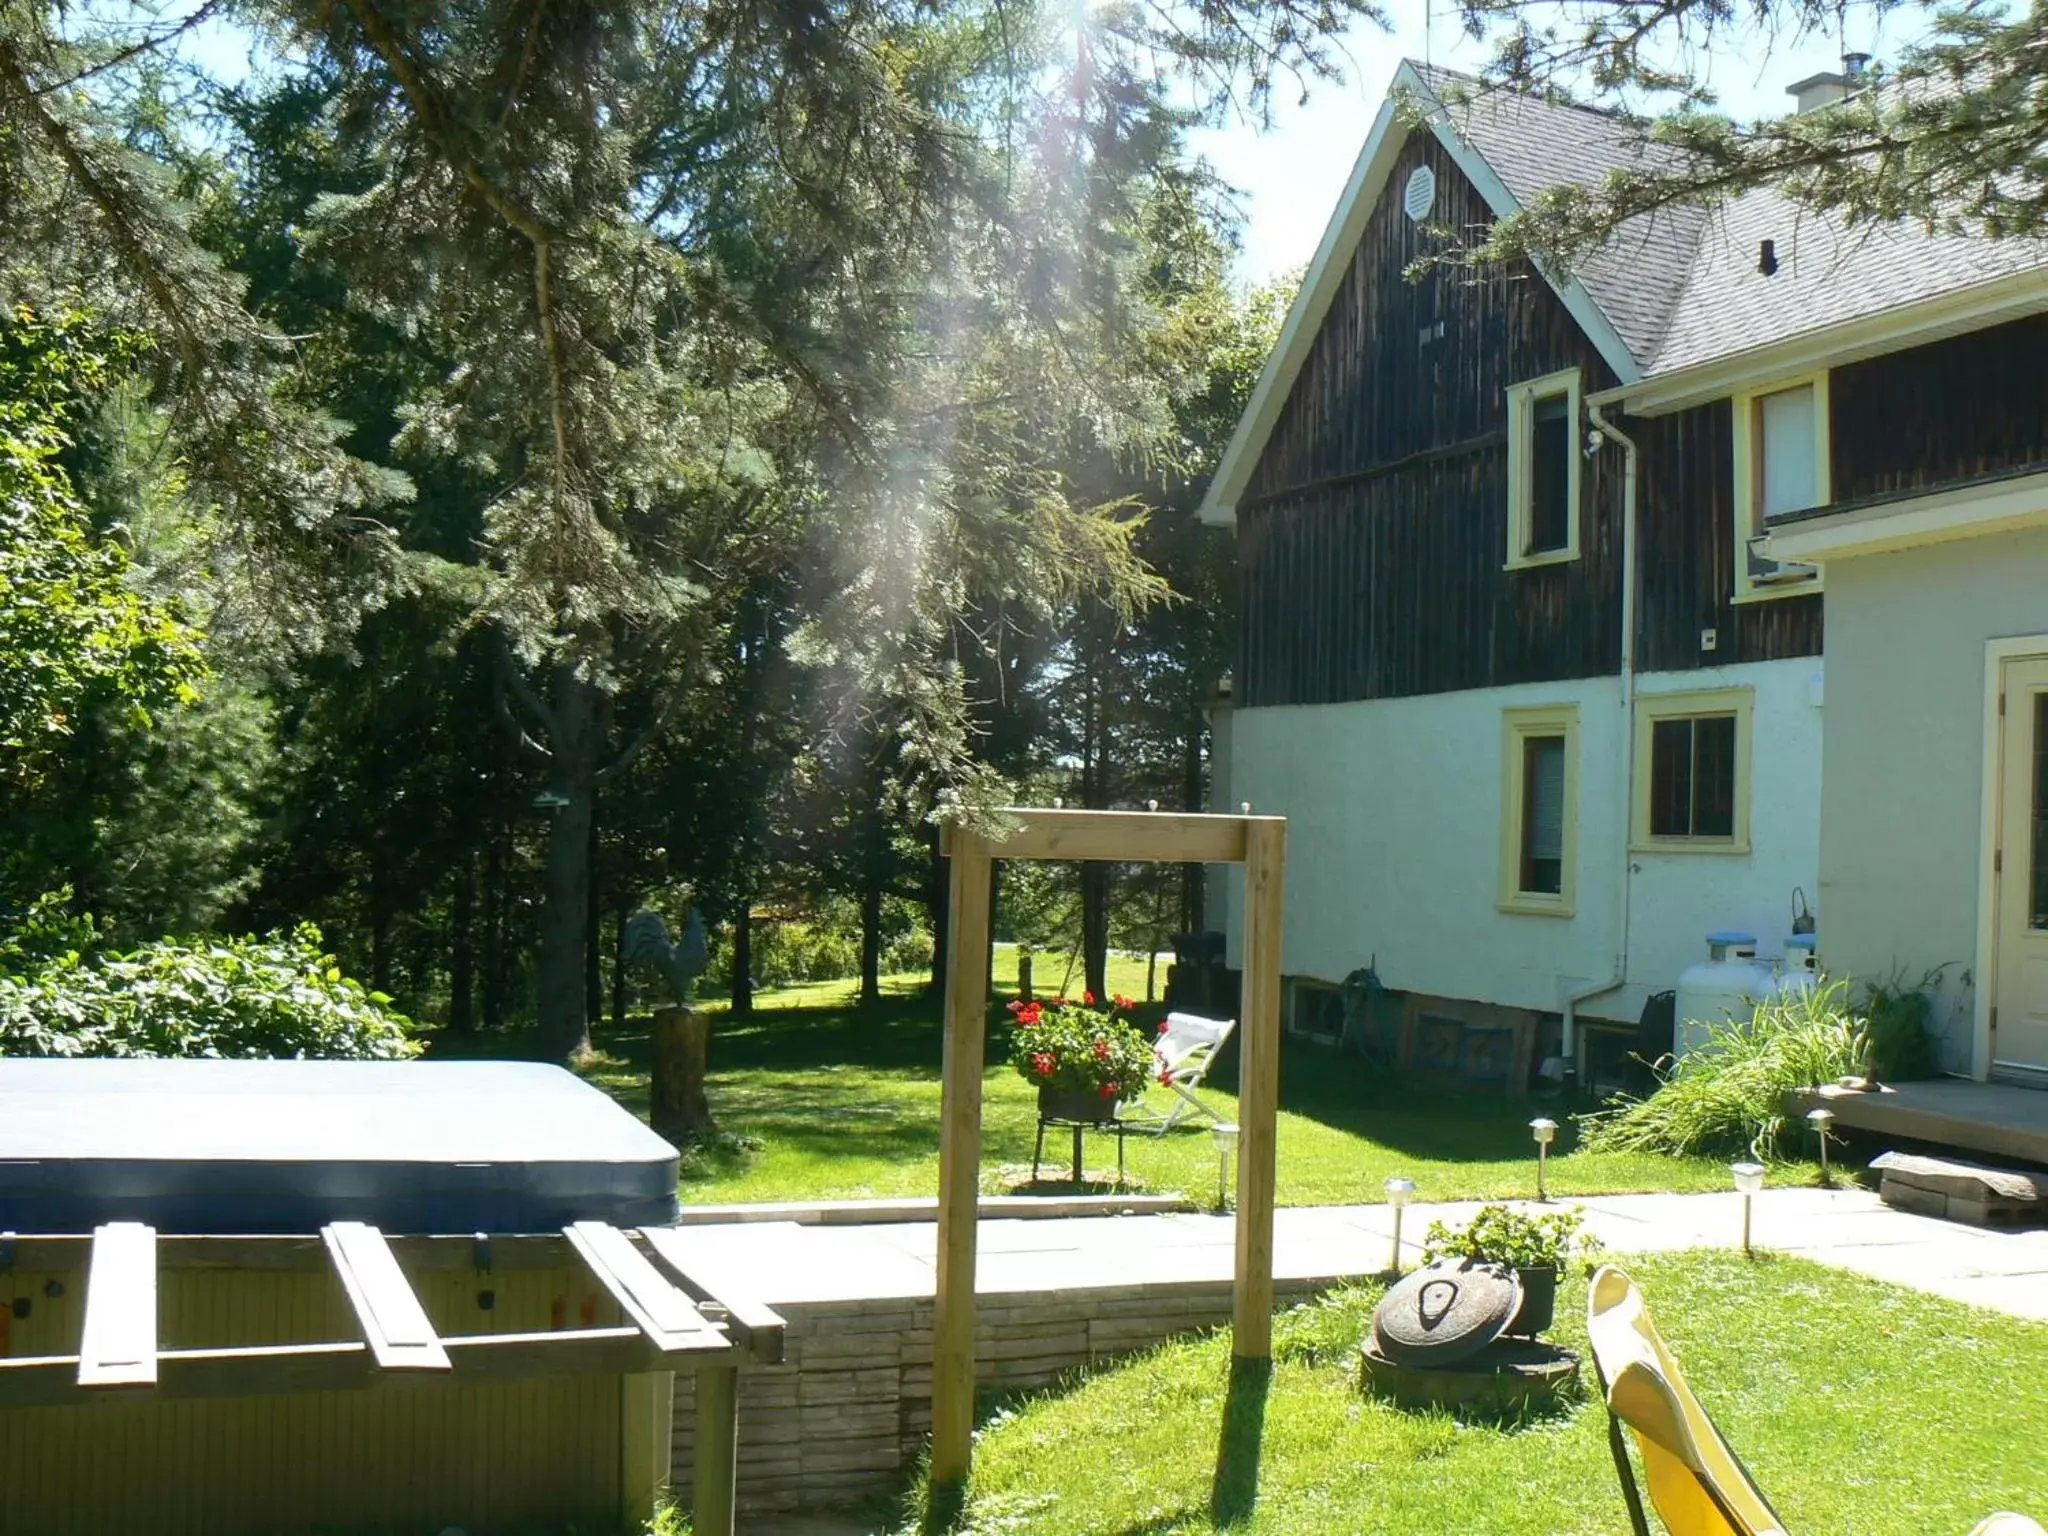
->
[1009,991,1158,1123]
[1419,1203,1600,1338]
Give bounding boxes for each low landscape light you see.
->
[1806,1105,1837,1186]
[1731,1161,1766,1257]
[1530,1117,1559,1201]
[1383,1175,1417,1274]
[1210,1121,1241,1212]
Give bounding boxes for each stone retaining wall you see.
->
[668,1277,1330,1515]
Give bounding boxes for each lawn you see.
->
[896,1251,2048,1535]
[431,972,1808,1206]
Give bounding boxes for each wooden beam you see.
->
[692,1363,741,1536]
[77,1222,156,1389]
[930,827,995,1493]
[564,1221,724,1353]
[952,808,1263,865]
[639,1225,787,1364]
[322,1222,451,1371]
[0,1320,734,1411]
[1233,816,1286,1362]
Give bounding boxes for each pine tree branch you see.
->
[30,0,227,98]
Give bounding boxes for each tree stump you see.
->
[651,1006,716,1144]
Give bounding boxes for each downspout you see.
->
[1563,402,1640,1097]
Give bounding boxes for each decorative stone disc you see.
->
[1372,1258,1522,1367]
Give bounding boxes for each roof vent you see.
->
[1403,166,1437,223]
[1757,239,1779,277]
[1787,71,1849,113]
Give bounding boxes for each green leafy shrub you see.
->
[1579,979,1867,1160]
[0,924,417,1059]
[1421,1203,1601,1272]
[1860,967,1944,1081]
[1008,992,1156,1104]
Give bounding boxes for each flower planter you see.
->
[1037,1085,1120,1124]
[1504,1264,1557,1337]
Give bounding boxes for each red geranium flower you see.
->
[1157,1020,1169,1034]
[1083,989,1096,1005]
[1006,999,1023,1014]
[1112,993,1135,1010]
[1016,1002,1043,1027]
[1099,1082,1119,1098]
[1030,1051,1056,1077]
[1158,1068,1173,1085]
[1091,1038,1110,1060]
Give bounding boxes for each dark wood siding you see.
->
[1632,402,1823,672]
[1829,314,2048,503]
[1237,135,1626,708]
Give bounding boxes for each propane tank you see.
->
[1674,931,1776,1059]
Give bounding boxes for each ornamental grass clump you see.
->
[1008,991,1157,1105]
[1579,978,1868,1160]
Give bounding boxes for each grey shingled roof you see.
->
[1406,62,2048,378]
[1410,63,1706,366]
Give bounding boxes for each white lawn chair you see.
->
[1120,1012,1236,1135]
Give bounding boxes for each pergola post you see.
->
[928,808,1285,1504]
[1233,816,1286,1360]
[930,828,994,1492]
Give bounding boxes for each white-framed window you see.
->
[1632,687,1754,854]
[1505,368,1582,569]
[1499,703,1578,915]
[1732,372,1829,599]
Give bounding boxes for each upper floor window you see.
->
[1506,369,1582,570]
[1733,372,1828,599]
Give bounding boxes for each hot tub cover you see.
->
[0,1058,681,1234]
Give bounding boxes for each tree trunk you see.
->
[730,900,753,1017]
[651,1005,716,1143]
[1181,694,1207,934]
[449,853,476,1033]
[536,662,600,1061]
[369,860,395,997]
[610,900,628,1030]
[859,873,883,1008]
[1081,861,1110,1003]
[584,793,604,1031]
[482,829,509,1031]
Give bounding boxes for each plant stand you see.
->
[1032,1093,1130,1186]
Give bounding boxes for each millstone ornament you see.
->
[1372,1257,1523,1367]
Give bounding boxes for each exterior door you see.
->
[1994,655,2048,1082]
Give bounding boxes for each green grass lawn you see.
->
[431,972,1807,1206]
[898,1251,2048,1535]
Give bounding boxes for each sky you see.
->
[166,2,1891,288]
[1187,13,1897,284]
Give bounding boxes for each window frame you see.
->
[1505,368,1583,571]
[1631,686,1755,855]
[1732,371,1830,602]
[1499,703,1579,916]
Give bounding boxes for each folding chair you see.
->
[1119,1012,1235,1135]
[1587,1264,2043,1536]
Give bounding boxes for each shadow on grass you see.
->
[1210,1355,1272,1529]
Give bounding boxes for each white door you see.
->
[1994,656,2048,1082]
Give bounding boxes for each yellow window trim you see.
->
[1499,703,1579,917]
[1631,686,1754,855]
[1505,368,1583,571]
[1732,371,1829,601]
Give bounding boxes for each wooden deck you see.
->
[1796,1079,2048,1168]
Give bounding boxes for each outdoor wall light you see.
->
[1530,1117,1559,1201]
[1731,1161,1766,1257]
[1806,1106,1837,1187]
[1383,1175,1417,1275]
[1211,1121,1241,1212]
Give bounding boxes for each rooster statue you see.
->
[621,906,710,1008]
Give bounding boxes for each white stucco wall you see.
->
[1220,658,1824,1024]
[1818,527,2048,1074]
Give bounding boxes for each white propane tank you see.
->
[1769,933,1822,1006]
[1674,931,1776,1059]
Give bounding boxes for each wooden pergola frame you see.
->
[931,807,1287,1495]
